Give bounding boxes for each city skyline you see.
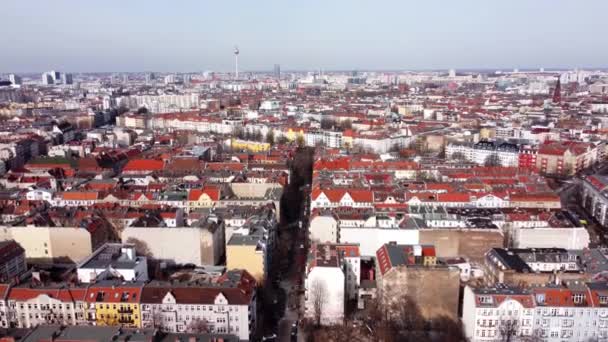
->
[2,0,608,73]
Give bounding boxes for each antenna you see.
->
[234,45,240,80]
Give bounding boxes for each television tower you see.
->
[234,46,239,79]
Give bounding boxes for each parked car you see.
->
[262,333,277,341]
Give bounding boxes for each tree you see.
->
[233,126,245,140]
[266,129,275,146]
[484,153,502,167]
[450,151,466,161]
[310,279,329,327]
[117,105,130,115]
[320,118,336,130]
[136,106,148,114]
[428,315,467,342]
[253,129,263,142]
[125,237,153,257]
[498,318,519,342]
[150,310,163,329]
[188,318,210,333]
[276,135,289,145]
[340,119,352,130]
[296,134,306,148]
[390,295,425,332]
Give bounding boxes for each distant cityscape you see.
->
[1,37,608,342]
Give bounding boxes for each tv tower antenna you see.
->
[234,45,239,79]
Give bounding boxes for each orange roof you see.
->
[8,287,87,302]
[205,162,245,171]
[188,186,221,201]
[437,192,471,202]
[61,191,99,201]
[85,285,142,303]
[123,159,164,172]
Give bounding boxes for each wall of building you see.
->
[229,183,282,199]
[419,229,504,263]
[380,266,460,320]
[309,216,338,243]
[305,267,345,325]
[339,228,419,257]
[121,227,219,266]
[226,245,265,283]
[1,226,93,262]
[514,227,589,250]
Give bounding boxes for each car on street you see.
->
[262,333,277,341]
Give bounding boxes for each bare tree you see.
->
[320,118,336,130]
[339,119,352,130]
[484,153,502,167]
[450,151,466,161]
[498,318,519,342]
[296,134,305,148]
[520,329,544,342]
[266,129,275,145]
[310,279,329,326]
[188,318,210,333]
[125,237,153,257]
[276,135,289,145]
[150,309,163,329]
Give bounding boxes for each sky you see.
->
[1,0,607,73]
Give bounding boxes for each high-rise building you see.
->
[42,70,67,85]
[145,72,155,84]
[41,72,54,85]
[449,69,456,78]
[61,73,73,85]
[8,74,21,85]
[164,74,176,84]
[274,64,281,79]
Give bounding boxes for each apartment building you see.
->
[140,270,257,340]
[0,240,27,282]
[463,281,608,342]
[446,141,520,167]
[4,285,89,328]
[77,243,148,283]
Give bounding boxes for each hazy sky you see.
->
[1,0,606,73]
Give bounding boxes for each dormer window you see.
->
[572,293,585,304]
[536,294,545,304]
[479,295,493,304]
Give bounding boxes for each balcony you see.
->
[118,317,135,324]
[117,307,134,314]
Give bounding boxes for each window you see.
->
[479,296,493,304]
[573,293,585,304]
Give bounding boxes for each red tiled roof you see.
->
[123,159,164,172]
[9,287,87,302]
[188,186,221,201]
[85,285,142,303]
[437,193,470,202]
[61,191,99,201]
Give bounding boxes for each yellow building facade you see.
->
[86,285,142,328]
[231,139,270,152]
[226,244,265,284]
